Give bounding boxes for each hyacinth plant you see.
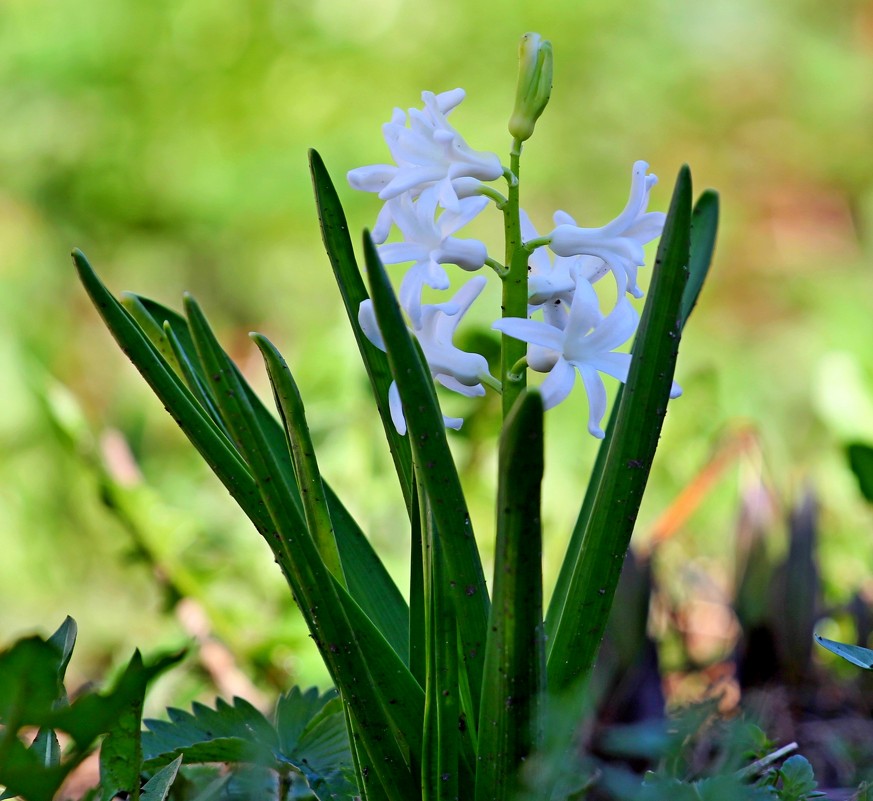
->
[73,33,719,801]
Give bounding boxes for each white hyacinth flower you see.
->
[521,209,578,329]
[376,186,489,327]
[358,276,495,435]
[547,161,666,298]
[347,88,503,236]
[495,279,674,438]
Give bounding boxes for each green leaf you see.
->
[814,633,873,669]
[362,231,489,732]
[420,489,464,801]
[309,149,414,516]
[276,690,357,800]
[546,166,694,693]
[144,692,357,801]
[73,250,267,536]
[0,637,64,726]
[183,294,419,801]
[143,697,278,768]
[0,736,70,801]
[46,616,77,689]
[847,442,873,504]
[253,334,346,586]
[124,291,409,662]
[98,650,185,801]
[475,391,546,801]
[778,755,820,801]
[141,755,182,801]
[681,190,719,327]
[0,626,76,800]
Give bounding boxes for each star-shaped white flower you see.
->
[547,161,666,298]
[376,186,489,327]
[358,275,495,435]
[347,88,502,240]
[495,279,660,437]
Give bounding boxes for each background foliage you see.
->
[3,0,873,712]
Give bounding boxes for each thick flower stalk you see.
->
[347,61,672,437]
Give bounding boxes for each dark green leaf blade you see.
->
[475,391,546,801]
[72,250,269,535]
[99,650,184,801]
[276,689,357,800]
[814,634,873,669]
[363,232,489,732]
[252,333,345,585]
[847,442,873,504]
[183,295,419,801]
[681,190,719,327]
[141,755,183,801]
[309,149,414,515]
[126,291,409,660]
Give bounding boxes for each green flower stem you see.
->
[500,141,529,421]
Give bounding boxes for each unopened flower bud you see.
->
[508,33,553,142]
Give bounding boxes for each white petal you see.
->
[433,88,466,115]
[443,414,464,430]
[388,381,407,435]
[378,242,427,265]
[670,380,683,399]
[348,164,397,192]
[576,299,637,356]
[576,364,608,438]
[357,299,385,352]
[440,195,490,234]
[586,351,632,384]
[436,374,486,396]
[371,203,395,244]
[625,211,666,244]
[538,358,576,410]
[380,165,445,199]
[565,279,603,339]
[528,344,560,372]
[435,237,488,271]
[553,209,578,227]
[492,317,565,353]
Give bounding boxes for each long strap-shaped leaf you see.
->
[121,293,409,662]
[362,232,491,733]
[74,252,423,800]
[73,250,267,530]
[544,184,717,656]
[421,490,461,801]
[475,391,546,801]
[183,295,419,801]
[253,333,346,586]
[309,149,414,517]
[681,189,719,327]
[545,167,693,693]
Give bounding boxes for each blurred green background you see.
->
[3,0,873,710]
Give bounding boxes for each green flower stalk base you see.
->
[73,33,719,801]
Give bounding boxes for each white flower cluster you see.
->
[348,89,676,438]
